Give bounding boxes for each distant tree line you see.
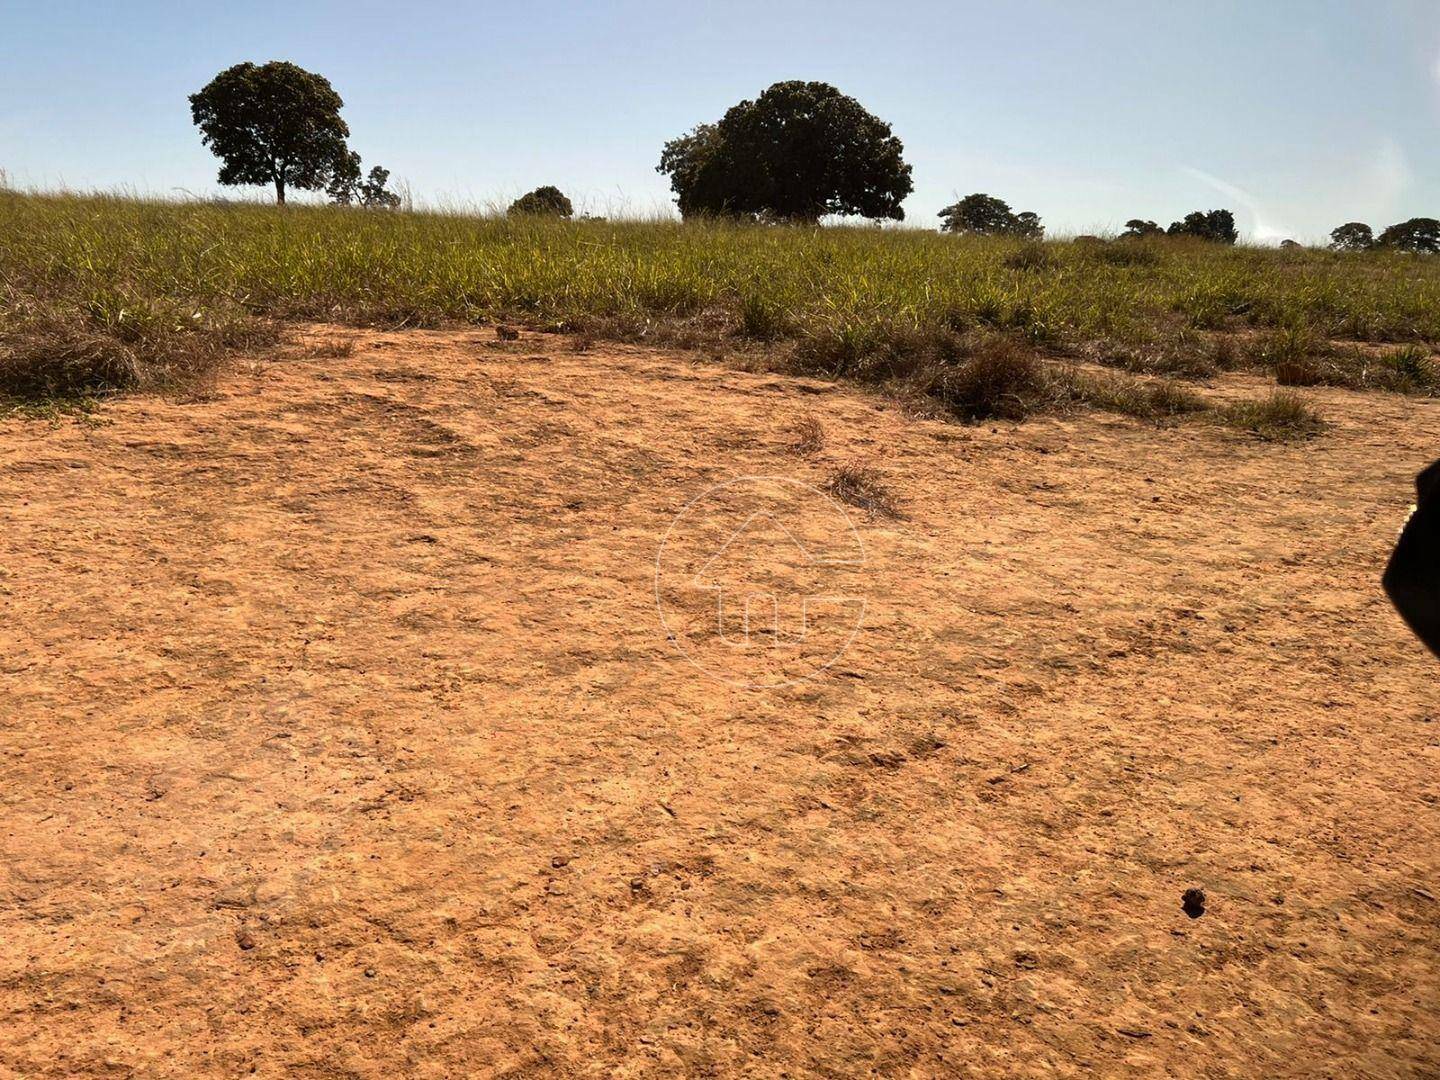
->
[1111,212,1238,243]
[1329,219,1440,254]
[188,65,1438,253]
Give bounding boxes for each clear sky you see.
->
[3,0,1437,241]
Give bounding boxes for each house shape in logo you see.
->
[691,509,864,647]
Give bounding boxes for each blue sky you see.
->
[3,0,1437,241]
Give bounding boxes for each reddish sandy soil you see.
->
[1,326,1437,1078]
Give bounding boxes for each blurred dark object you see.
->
[1383,459,1440,658]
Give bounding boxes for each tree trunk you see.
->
[274,176,285,205]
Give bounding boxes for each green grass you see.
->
[1213,390,1327,441]
[3,189,1437,425]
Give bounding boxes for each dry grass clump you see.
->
[305,338,356,359]
[928,338,1053,421]
[1003,243,1058,272]
[0,297,269,399]
[785,415,825,456]
[1062,370,1208,420]
[824,464,899,518]
[1082,336,1221,380]
[1214,390,1325,441]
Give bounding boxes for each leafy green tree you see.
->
[326,150,400,208]
[508,185,574,217]
[1378,218,1440,254]
[657,81,912,222]
[1167,209,1238,244]
[1014,211,1044,240]
[1328,222,1375,251]
[190,61,350,204]
[938,194,1042,237]
[1121,219,1163,239]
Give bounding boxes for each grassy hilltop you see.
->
[3,191,1438,430]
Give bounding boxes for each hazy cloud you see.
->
[1180,166,1292,243]
[1362,136,1414,219]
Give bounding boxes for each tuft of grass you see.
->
[739,292,791,340]
[785,414,825,457]
[1084,336,1219,380]
[824,464,899,518]
[1003,243,1057,272]
[1380,344,1438,392]
[928,337,1051,421]
[1083,242,1163,268]
[1214,390,1325,441]
[0,301,270,398]
[1063,370,1208,420]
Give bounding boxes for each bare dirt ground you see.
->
[2,325,1437,1078]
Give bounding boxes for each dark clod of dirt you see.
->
[235,928,257,951]
[1182,888,1207,919]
